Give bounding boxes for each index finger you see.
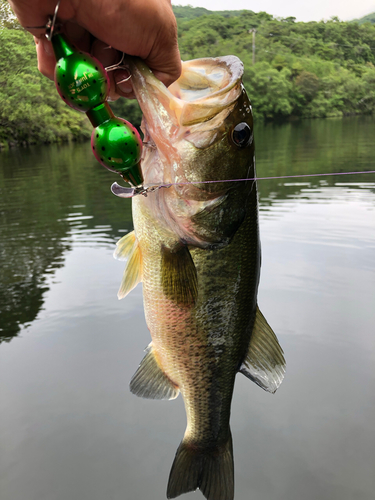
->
[8,0,75,35]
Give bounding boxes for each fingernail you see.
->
[40,36,52,55]
[119,86,133,94]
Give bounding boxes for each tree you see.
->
[0,28,90,146]
[0,0,20,29]
[295,71,320,101]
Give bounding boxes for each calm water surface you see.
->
[0,116,374,500]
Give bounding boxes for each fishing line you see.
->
[111,170,375,198]
[147,170,375,189]
[112,169,375,198]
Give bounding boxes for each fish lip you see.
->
[123,57,181,166]
[141,119,156,148]
[125,57,179,120]
[126,56,244,130]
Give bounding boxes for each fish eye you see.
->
[231,123,252,148]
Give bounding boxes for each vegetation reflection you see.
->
[0,142,133,342]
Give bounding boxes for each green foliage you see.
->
[353,12,375,25]
[2,4,375,148]
[0,15,91,147]
[173,6,375,121]
[0,0,20,29]
[173,6,213,20]
[295,71,320,100]
[173,6,253,21]
[243,63,293,119]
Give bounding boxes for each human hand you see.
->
[9,0,181,99]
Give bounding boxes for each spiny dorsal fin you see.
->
[240,306,286,393]
[130,344,179,400]
[161,245,198,308]
[114,231,143,299]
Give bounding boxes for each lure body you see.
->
[51,32,143,186]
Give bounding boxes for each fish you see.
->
[114,55,286,500]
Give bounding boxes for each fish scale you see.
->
[115,55,285,500]
[132,183,260,462]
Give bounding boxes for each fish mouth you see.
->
[125,56,244,142]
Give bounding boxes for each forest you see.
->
[1,1,375,146]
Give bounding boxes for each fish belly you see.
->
[133,188,260,445]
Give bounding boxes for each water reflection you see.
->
[0,143,133,341]
[0,116,374,500]
[255,115,375,203]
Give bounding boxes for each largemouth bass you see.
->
[115,56,285,500]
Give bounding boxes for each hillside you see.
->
[171,6,375,121]
[77,6,375,127]
[1,3,375,147]
[173,5,249,20]
[353,12,375,25]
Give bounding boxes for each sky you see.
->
[172,1,375,23]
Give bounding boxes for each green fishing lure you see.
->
[51,32,143,187]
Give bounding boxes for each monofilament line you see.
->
[146,170,375,190]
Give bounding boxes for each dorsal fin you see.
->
[161,245,198,308]
[114,231,143,299]
[130,344,179,400]
[240,306,286,393]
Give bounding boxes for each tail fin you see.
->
[167,431,234,500]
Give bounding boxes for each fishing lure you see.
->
[52,34,143,187]
[38,1,145,193]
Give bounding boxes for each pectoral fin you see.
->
[161,245,198,308]
[240,306,286,393]
[114,231,136,261]
[130,344,179,400]
[114,231,143,299]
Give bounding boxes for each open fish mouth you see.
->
[125,56,245,140]
[124,56,249,192]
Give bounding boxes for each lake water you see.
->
[0,116,374,500]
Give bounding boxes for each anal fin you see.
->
[114,231,143,299]
[240,306,286,393]
[161,245,198,308]
[130,344,179,400]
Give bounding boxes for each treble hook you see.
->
[105,51,132,85]
[105,51,126,72]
